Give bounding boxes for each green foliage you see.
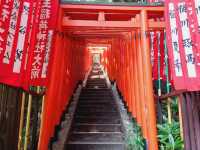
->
[157,122,183,150]
[125,119,145,150]
[157,96,184,150]
[170,99,179,121]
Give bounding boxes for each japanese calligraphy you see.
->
[174,58,182,72]
[0,0,13,54]
[169,2,183,76]
[194,0,200,31]
[24,2,37,70]
[1,5,9,21]
[182,38,193,48]
[150,32,155,66]
[13,2,30,73]
[31,0,51,79]
[41,30,53,78]
[3,0,20,64]
[178,2,196,77]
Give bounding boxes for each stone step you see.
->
[79,95,112,98]
[65,66,125,150]
[86,83,106,85]
[79,96,113,100]
[76,104,117,110]
[86,84,107,86]
[65,143,125,150]
[76,106,117,112]
[86,86,107,89]
[86,82,106,85]
[80,92,112,96]
[78,101,115,105]
[72,124,122,133]
[82,88,109,90]
[74,116,121,124]
[87,78,106,82]
[76,108,117,114]
[86,84,106,85]
[79,99,113,102]
[75,111,119,118]
[68,133,123,143]
[87,80,106,82]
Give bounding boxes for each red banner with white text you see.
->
[165,0,200,91]
[25,0,58,90]
[150,31,166,81]
[0,0,58,91]
[0,0,33,87]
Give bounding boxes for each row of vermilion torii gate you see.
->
[38,24,168,150]
[101,31,160,150]
[37,34,91,150]
[0,1,170,149]
[39,5,168,150]
[1,1,198,150]
[38,30,162,150]
[29,29,200,150]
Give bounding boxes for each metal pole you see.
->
[18,92,26,150]
[37,95,45,149]
[24,94,32,150]
[164,31,172,124]
[177,96,184,139]
[157,31,161,97]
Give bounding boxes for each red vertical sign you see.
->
[0,0,33,87]
[165,0,200,91]
[0,0,14,57]
[27,0,58,89]
[0,0,58,90]
[150,31,165,81]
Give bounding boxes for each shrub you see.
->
[157,122,183,150]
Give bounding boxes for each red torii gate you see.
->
[38,3,165,150]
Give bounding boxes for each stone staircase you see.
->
[65,65,125,150]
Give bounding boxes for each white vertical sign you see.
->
[194,0,200,31]
[41,30,53,78]
[3,0,20,64]
[150,32,155,66]
[178,2,196,77]
[13,2,30,73]
[169,3,183,77]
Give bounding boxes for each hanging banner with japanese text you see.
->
[0,0,14,57]
[0,0,58,90]
[150,31,165,81]
[165,0,200,91]
[26,0,58,88]
[0,0,33,87]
